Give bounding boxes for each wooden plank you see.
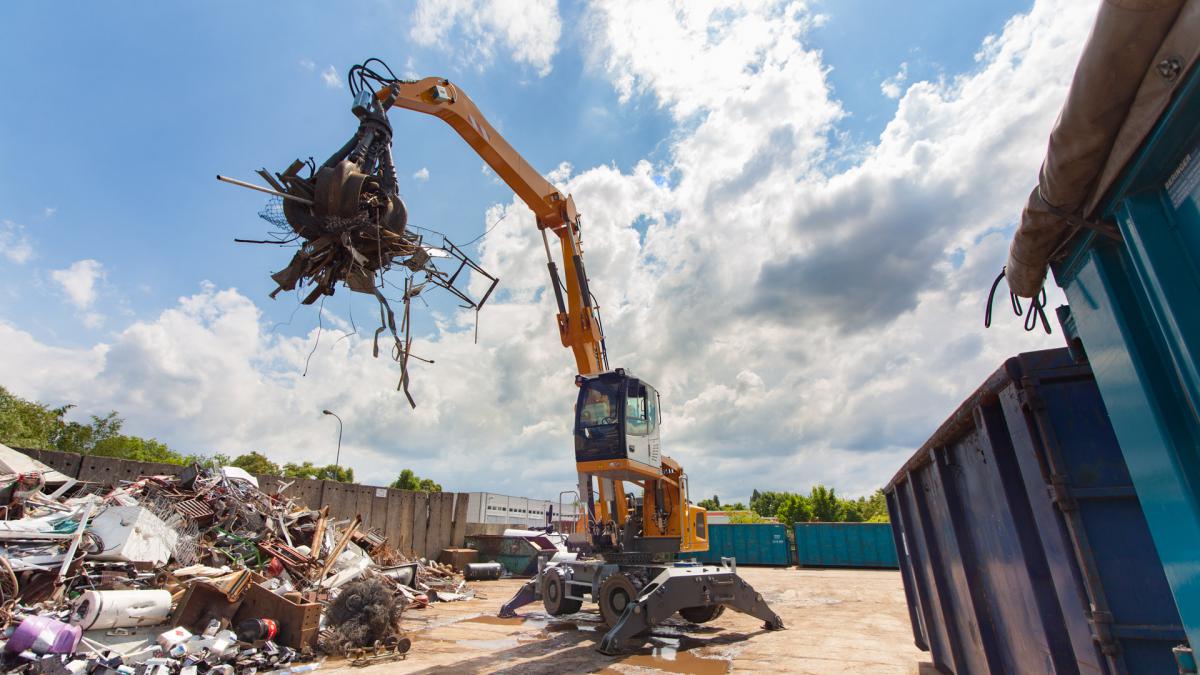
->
[434,492,455,558]
[410,492,429,560]
[397,491,415,556]
[450,492,470,548]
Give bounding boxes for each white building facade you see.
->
[465,492,560,528]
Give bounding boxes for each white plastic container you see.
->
[73,589,172,629]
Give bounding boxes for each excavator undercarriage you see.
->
[501,556,784,655]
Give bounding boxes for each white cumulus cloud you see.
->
[409,0,562,77]
[413,167,430,182]
[321,65,342,89]
[0,220,33,264]
[50,259,104,310]
[0,0,1096,504]
[881,62,908,99]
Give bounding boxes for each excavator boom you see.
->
[375,78,606,377]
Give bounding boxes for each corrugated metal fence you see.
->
[14,447,469,560]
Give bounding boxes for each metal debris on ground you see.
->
[0,454,478,674]
[216,73,498,407]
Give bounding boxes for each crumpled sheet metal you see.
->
[1007,0,1194,297]
[0,462,475,672]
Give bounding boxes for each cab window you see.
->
[626,384,649,436]
[578,381,620,428]
[645,385,659,434]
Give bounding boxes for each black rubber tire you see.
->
[679,604,726,624]
[542,571,582,615]
[598,574,639,626]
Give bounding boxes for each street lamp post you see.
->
[322,409,343,473]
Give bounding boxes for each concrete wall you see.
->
[15,448,469,560]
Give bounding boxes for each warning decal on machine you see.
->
[1165,148,1200,208]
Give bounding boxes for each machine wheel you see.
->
[598,573,639,626]
[542,570,582,615]
[679,604,726,624]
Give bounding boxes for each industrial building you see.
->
[464,492,564,528]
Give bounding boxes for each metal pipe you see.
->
[216,175,314,205]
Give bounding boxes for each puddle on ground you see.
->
[545,621,600,633]
[604,636,730,675]
[460,614,550,629]
[461,615,525,626]
[456,637,522,650]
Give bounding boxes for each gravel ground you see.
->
[324,566,934,674]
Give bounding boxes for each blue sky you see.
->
[1,0,1027,344]
[1,1,1085,503]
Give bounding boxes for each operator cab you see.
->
[574,369,663,479]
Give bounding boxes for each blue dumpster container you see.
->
[793,523,898,568]
[1048,56,1200,657]
[696,523,789,566]
[886,349,1183,674]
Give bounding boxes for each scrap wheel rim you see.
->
[598,574,638,626]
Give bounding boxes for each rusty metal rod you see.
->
[216,175,314,205]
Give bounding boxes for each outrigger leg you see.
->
[597,564,784,655]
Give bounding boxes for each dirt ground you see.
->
[325,567,935,674]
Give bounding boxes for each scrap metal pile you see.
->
[219,61,498,407]
[0,457,474,674]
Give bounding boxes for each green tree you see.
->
[808,484,843,522]
[52,411,123,455]
[860,489,889,522]
[697,495,721,510]
[726,502,747,511]
[389,468,440,491]
[317,464,354,483]
[92,434,184,464]
[776,494,813,526]
[842,499,865,523]
[231,451,281,476]
[0,386,61,449]
[282,461,354,483]
[729,510,766,524]
[750,490,791,518]
[390,468,419,490]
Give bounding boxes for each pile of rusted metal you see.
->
[0,457,474,673]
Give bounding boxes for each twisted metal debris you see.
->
[220,70,497,406]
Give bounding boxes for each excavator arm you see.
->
[374,78,606,377]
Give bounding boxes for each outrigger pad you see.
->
[499,578,539,618]
[597,565,785,655]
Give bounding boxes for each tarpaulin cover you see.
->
[1006,0,1199,297]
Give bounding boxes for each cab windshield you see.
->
[578,380,621,429]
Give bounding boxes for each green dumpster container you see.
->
[793,522,898,568]
[696,523,790,566]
